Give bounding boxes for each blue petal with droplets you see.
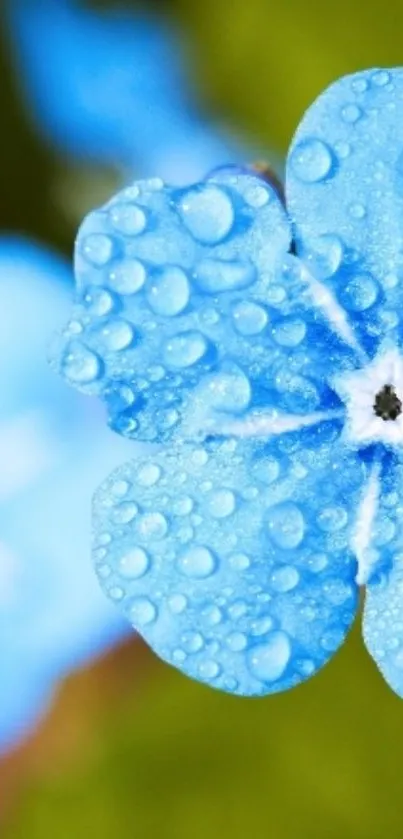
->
[93,433,365,695]
[52,169,361,443]
[286,68,403,355]
[363,455,403,696]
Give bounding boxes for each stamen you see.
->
[373,384,402,421]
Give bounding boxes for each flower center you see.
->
[373,384,402,421]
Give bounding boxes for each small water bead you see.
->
[247,632,291,682]
[290,138,333,183]
[182,631,205,653]
[137,463,161,487]
[349,202,366,219]
[109,586,125,601]
[168,594,188,614]
[178,185,234,244]
[147,266,190,316]
[303,233,344,279]
[202,604,223,625]
[118,547,150,579]
[372,70,391,87]
[96,563,112,579]
[199,660,220,680]
[84,286,115,316]
[93,547,107,561]
[229,553,251,571]
[137,512,168,539]
[163,331,209,369]
[82,233,114,266]
[98,532,112,546]
[109,259,146,294]
[226,632,247,652]
[244,183,270,207]
[172,496,194,516]
[111,501,138,524]
[111,480,130,498]
[172,649,187,663]
[129,596,157,626]
[307,553,328,573]
[335,141,351,159]
[253,457,280,485]
[340,275,378,311]
[62,342,102,384]
[352,77,369,93]
[250,617,274,637]
[177,546,217,579]
[109,202,146,235]
[341,104,362,123]
[321,627,344,652]
[271,565,300,592]
[272,318,306,347]
[204,367,251,416]
[267,503,305,549]
[194,257,256,294]
[192,449,209,466]
[98,319,134,351]
[232,301,268,335]
[207,490,236,519]
[317,506,348,532]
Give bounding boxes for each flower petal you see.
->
[286,68,403,353]
[93,433,365,695]
[52,167,360,443]
[363,454,403,696]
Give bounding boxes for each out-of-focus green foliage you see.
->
[5,622,403,839]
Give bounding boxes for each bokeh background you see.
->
[2,1,403,836]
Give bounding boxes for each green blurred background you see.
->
[2,0,403,836]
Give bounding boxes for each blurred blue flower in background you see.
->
[5,0,238,183]
[0,238,137,754]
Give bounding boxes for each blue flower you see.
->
[5,0,238,182]
[54,68,403,698]
[0,238,136,753]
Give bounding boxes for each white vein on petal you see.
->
[205,408,344,438]
[303,272,368,364]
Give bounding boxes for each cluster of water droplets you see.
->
[93,435,360,695]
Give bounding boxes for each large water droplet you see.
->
[226,632,247,651]
[109,202,146,235]
[207,490,236,518]
[271,565,300,592]
[198,660,220,679]
[129,596,157,626]
[302,234,344,279]
[267,503,305,549]
[290,138,333,183]
[204,366,251,413]
[84,286,115,316]
[232,301,268,335]
[109,259,146,294]
[62,342,103,384]
[194,258,256,293]
[82,233,114,266]
[177,546,217,578]
[272,318,306,347]
[178,185,234,244]
[340,274,379,311]
[99,319,134,351]
[118,547,150,578]
[163,331,209,368]
[147,266,190,316]
[247,632,291,682]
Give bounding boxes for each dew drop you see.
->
[98,319,134,351]
[199,660,220,679]
[129,596,157,626]
[341,104,362,123]
[271,565,300,592]
[168,594,188,614]
[109,203,146,235]
[109,586,124,601]
[177,546,217,578]
[247,632,291,682]
[244,184,270,207]
[302,234,344,279]
[272,318,306,347]
[372,70,391,87]
[178,185,234,243]
[229,553,251,571]
[204,366,251,413]
[163,331,209,368]
[137,464,161,487]
[250,616,274,636]
[232,301,268,335]
[290,138,333,183]
[138,512,168,539]
[226,632,247,651]
[111,480,130,498]
[267,503,305,549]
[62,342,102,384]
[194,257,256,294]
[349,202,366,220]
[118,547,150,578]
[182,631,205,653]
[82,233,114,266]
[340,275,378,311]
[207,489,236,519]
[172,496,194,516]
[109,259,146,294]
[317,506,348,532]
[352,77,369,93]
[111,501,138,524]
[147,266,190,316]
[84,286,115,316]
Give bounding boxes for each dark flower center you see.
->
[373,384,402,421]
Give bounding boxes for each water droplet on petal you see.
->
[229,553,251,571]
[62,342,103,383]
[178,185,234,244]
[341,104,362,123]
[163,331,209,368]
[147,266,190,316]
[129,596,157,626]
[352,77,369,93]
[349,202,366,219]
[84,286,115,316]
[290,138,333,183]
[317,506,348,532]
[182,631,204,653]
[118,547,150,578]
[271,565,300,592]
[168,594,188,614]
[272,318,306,347]
[111,501,138,524]
[226,632,247,651]
[177,546,217,578]
[109,259,146,294]
[302,234,344,279]
[247,632,291,682]
[109,203,146,235]
[138,512,168,539]
[267,503,305,549]
[137,464,161,487]
[372,70,390,87]
[199,660,220,679]
[232,301,268,335]
[82,233,114,266]
[341,274,379,311]
[194,258,256,293]
[244,184,270,207]
[207,490,236,518]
